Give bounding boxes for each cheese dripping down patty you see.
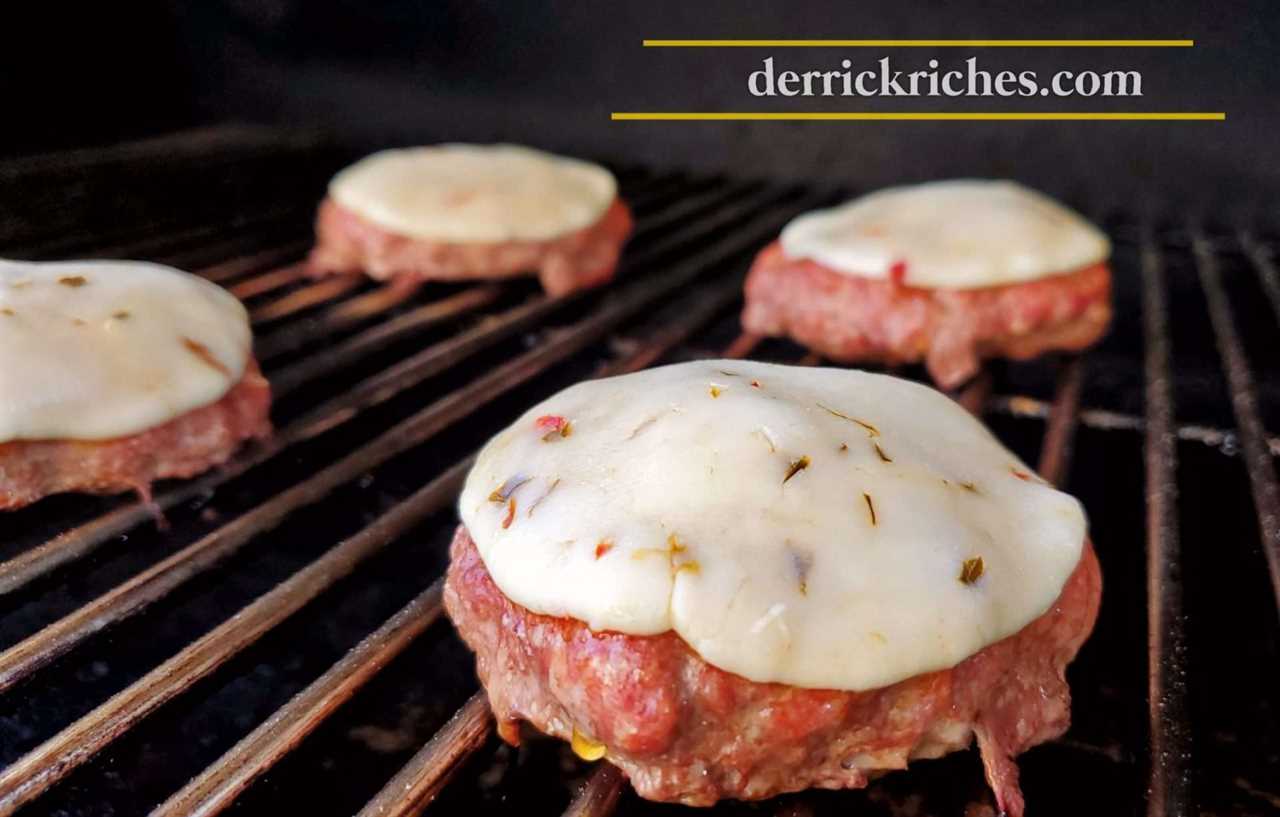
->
[460,360,1088,692]
[328,143,618,244]
[779,179,1110,290]
[0,258,250,442]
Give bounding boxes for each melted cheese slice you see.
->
[0,259,251,442]
[460,360,1087,692]
[328,144,618,243]
[780,179,1110,290]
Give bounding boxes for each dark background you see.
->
[3,1,1276,208]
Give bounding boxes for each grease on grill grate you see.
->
[0,142,1277,817]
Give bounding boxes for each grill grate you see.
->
[1,133,1277,817]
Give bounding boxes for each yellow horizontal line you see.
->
[612,112,1225,121]
[643,39,1195,47]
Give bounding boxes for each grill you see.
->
[1,128,1277,817]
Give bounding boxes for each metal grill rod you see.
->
[226,261,310,298]
[146,576,457,817]
[0,392,473,692]
[12,204,307,262]
[171,581,445,817]
[267,276,424,347]
[624,175,721,216]
[987,394,1280,455]
[261,280,508,379]
[0,464,467,816]
[141,465,468,817]
[1193,230,1280,612]
[267,288,557,401]
[630,182,780,253]
[630,180,763,237]
[722,331,762,360]
[160,223,313,274]
[200,241,312,285]
[1038,357,1086,484]
[563,766,627,817]
[353,693,493,817]
[1241,232,1280,325]
[1141,226,1192,817]
[603,169,689,207]
[250,273,365,323]
[595,274,746,377]
[299,277,425,325]
[955,370,993,416]
[254,284,494,364]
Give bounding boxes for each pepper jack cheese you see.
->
[460,360,1088,692]
[0,258,250,442]
[328,144,618,244]
[779,179,1110,290]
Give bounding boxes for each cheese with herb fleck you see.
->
[780,180,1110,289]
[459,360,1088,691]
[0,258,250,441]
[329,144,618,243]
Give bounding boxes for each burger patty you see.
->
[444,526,1101,814]
[0,361,271,510]
[741,242,1112,388]
[308,197,634,296]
